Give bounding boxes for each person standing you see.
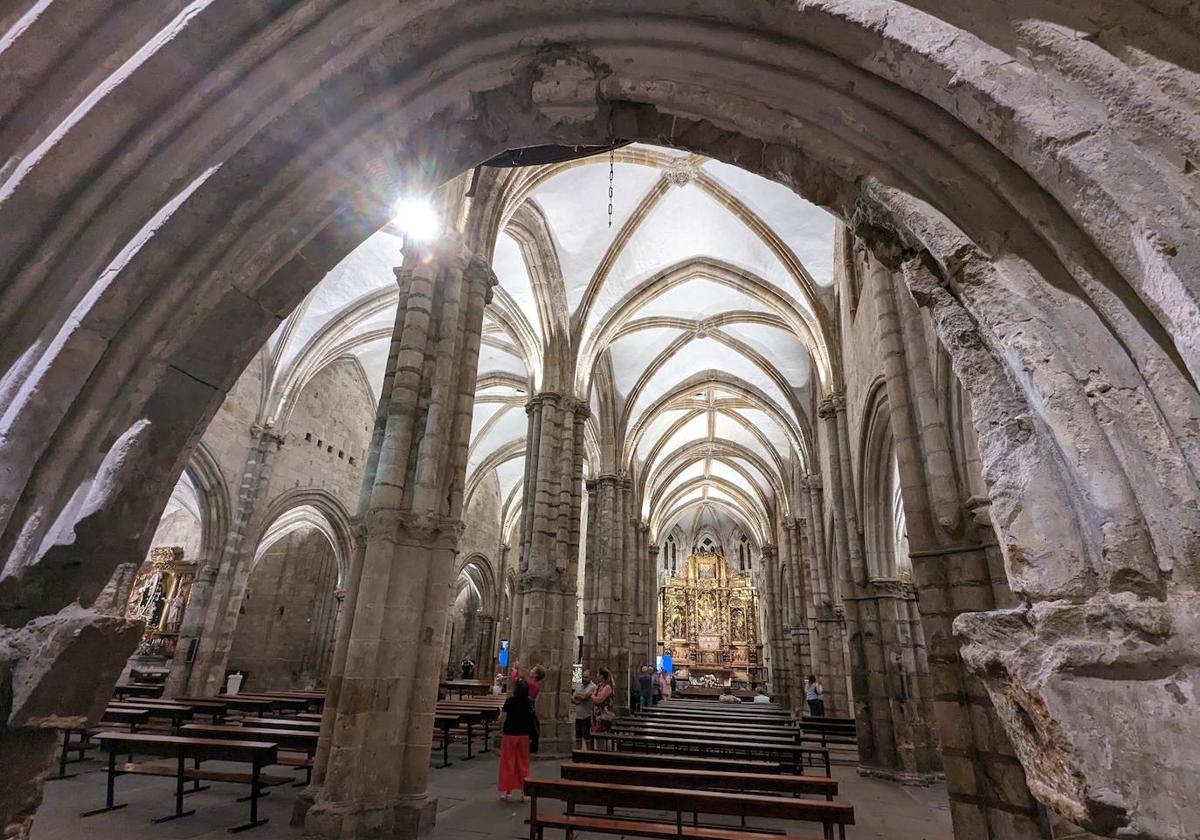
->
[572,668,597,748]
[637,665,654,711]
[527,665,545,701]
[805,675,825,717]
[498,679,536,802]
[591,667,615,733]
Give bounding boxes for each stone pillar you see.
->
[172,423,285,696]
[645,540,661,667]
[871,255,1048,837]
[802,474,849,716]
[784,518,811,713]
[582,474,631,707]
[514,393,587,754]
[301,239,495,839]
[759,544,788,697]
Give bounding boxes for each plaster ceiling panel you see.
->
[625,338,794,431]
[654,462,707,506]
[647,413,711,474]
[713,413,775,467]
[727,456,775,500]
[607,327,685,402]
[624,276,774,323]
[634,408,692,466]
[701,159,836,287]
[709,459,765,502]
[470,402,505,440]
[531,162,663,311]
[736,407,793,460]
[492,232,542,340]
[349,341,390,402]
[282,227,403,360]
[716,321,811,389]
[586,182,802,334]
[477,343,528,379]
[467,406,527,471]
[494,458,526,500]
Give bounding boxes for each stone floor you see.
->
[32,749,954,839]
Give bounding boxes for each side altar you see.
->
[658,551,763,687]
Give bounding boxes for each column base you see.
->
[303,793,438,839]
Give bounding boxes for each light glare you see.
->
[394,196,440,242]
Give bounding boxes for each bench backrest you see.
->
[524,778,853,824]
[571,749,784,774]
[95,731,277,763]
[561,762,837,796]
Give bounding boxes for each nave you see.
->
[34,694,953,840]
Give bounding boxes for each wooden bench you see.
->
[524,777,853,840]
[84,731,277,832]
[112,682,164,700]
[593,731,831,777]
[571,749,786,775]
[436,703,499,754]
[181,723,318,786]
[615,720,824,746]
[561,761,839,801]
[109,701,194,731]
[239,716,321,730]
[149,697,229,722]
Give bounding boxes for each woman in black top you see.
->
[497,679,535,801]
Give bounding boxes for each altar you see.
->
[658,550,763,686]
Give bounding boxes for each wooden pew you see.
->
[181,723,318,785]
[50,706,148,782]
[226,693,310,713]
[439,679,493,699]
[239,716,321,730]
[176,694,274,715]
[561,761,839,801]
[615,718,823,745]
[148,697,229,722]
[593,731,831,776]
[83,731,278,832]
[108,701,194,732]
[524,777,854,840]
[436,703,499,754]
[432,713,469,768]
[571,749,786,776]
[112,681,164,700]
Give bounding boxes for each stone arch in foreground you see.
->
[0,3,1196,837]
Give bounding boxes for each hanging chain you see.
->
[608,147,615,228]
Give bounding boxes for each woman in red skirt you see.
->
[497,678,536,801]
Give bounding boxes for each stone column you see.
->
[301,239,495,839]
[759,544,788,697]
[802,474,849,716]
[784,518,811,713]
[171,423,285,696]
[514,393,587,753]
[582,474,631,706]
[645,540,661,667]
[871,255,1048,837]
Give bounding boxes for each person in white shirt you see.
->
[805,675,825,716]
[752,688,771,704]
[572,669,597,747]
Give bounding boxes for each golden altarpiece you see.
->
[125,546,197,661]
[659,551,763,685]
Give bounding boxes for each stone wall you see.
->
[227,526,339,689]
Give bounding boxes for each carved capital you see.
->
[250,423,285,449]
[964,494,993,529]
[816,392,845,419]
[465,254,500,303]
[362,508,463,550]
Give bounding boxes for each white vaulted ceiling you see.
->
[258,143,836,551]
